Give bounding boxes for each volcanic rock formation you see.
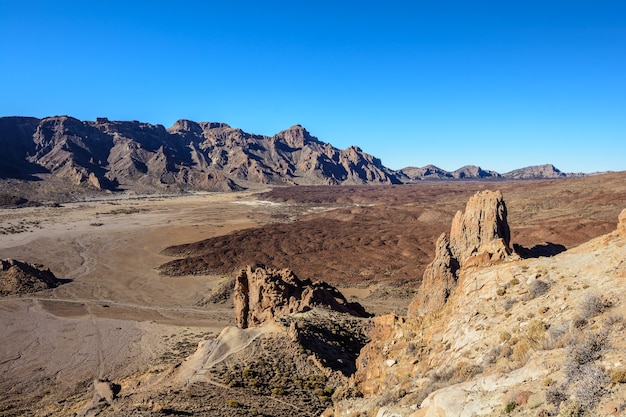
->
[331,200,626,417]
[233,265,369,329]
[0,258,60,295]
[407,190,513,314]
[0,116,399,193]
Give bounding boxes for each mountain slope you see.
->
[329,196,626,417]
[0,116,400,192]
[502,163,586,179]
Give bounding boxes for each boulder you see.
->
[233,265,368,328]
[0,259,60,296]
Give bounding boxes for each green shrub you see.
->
[505,401,516,413]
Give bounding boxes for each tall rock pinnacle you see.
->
[408,190,513,315]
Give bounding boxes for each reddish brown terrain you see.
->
[160,172,626,291]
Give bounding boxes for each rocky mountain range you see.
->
[0,116,587,195]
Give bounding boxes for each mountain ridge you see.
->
[0,116,592,195]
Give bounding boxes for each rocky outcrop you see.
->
[618,208,626,237]
[0,259,61,295]
[332,208,626,417]
[448,190,511,264]
[233,265,368,328]
[408,190,512,314]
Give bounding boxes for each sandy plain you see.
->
[0,190,318,415]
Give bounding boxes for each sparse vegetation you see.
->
[528,279,550,298]
[610,369,626,384]
[503,298,516,311]
[505,401,516,413]
[579,292,610,320]
[226,399,242,408]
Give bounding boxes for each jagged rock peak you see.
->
[0,259,61,296]
[168,119,231,133]
[233,265,368,329]
[274,124,319,148]
[449,189,511,265]
[408,190,513,315]
[169,119,202,133]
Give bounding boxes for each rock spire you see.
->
[408,190,513,314]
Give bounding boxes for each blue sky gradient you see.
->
[1,1,624,173]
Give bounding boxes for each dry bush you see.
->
[499,332,512,343]
[550,329,612,412]
[610,369,626,384]
[453,362,482,382]
[569,330,608,365]
[546,384,568,408]
[512,339,532,363]
[579,292,610,320]
[540,322,569,350]
[605,313,624,327]
[570,363,609,410]
[526,319,547,346]
[558,399,583,417]
[503,298,516,312]
[529,279,550,298]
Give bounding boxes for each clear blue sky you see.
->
[1,1,624,173]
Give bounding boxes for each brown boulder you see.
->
[408,190,513,315]
[233,265,368,328]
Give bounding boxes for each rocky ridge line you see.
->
[0,116,589,200]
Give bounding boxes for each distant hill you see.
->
[0,116,590,196]
[398,163,586,181]
[501,163,586,179]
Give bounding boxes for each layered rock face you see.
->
[0,259,60,295]
[233,265,368,329]
[408,190,512,314]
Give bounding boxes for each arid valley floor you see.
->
[1,172,626,416]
